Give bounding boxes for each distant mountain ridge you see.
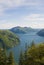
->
[10,26,26,34]
[37,29,44,37]
[10,26,39,34]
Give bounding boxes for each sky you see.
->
[0,0,44,29]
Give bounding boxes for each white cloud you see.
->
[0,0,44,29]
[0,0,24,8]
[24,14,44,21]
[0,4,4,16]
[0,19,16,29]
[20,14,44,28]
[0,0,44,16]
[0,0,44,8]
[0,0,25,16]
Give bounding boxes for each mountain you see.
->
[10,26,26,34]
[37,29,44,37]
[0,30,20,49]
[10,26,38,34]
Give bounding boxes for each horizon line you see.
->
[0,26,44,30]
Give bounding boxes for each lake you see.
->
[9,34,44,63]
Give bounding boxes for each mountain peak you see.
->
[10,26,36,34]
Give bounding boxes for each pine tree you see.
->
[30,41,35,47]
[24,43,28,65]
[0,48,2,65]
[3,48,7,65]
[24,43,28,58]
[19,50,24,65]
[0,48,7,65]
[8,51,15,65]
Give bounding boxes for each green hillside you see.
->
[0,30,20,49]
[19,42,44,65]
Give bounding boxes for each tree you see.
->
[19,42,44,65]
[24,43,28,65]
[3,48,7,65]
[0,48,7,65]
[30,41,35,47]
[8,51,15,65]
[19,50,24,65]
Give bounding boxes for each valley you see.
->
[0,27,44,64]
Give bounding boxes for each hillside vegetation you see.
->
[0,41,44,65]
[19,42,44,65]
[0,30,20,49]
[0,48,16,65]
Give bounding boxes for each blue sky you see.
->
[0,0,44,29]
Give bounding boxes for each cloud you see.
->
[0,0,44,16]
[0,13,44,29]
[23,14,44,21]
[0,19,17,29]
[0,0,44,8]
[0,0,24,8]
[19,14,44,28]
[0,0,25,17]
[0,0,44,29]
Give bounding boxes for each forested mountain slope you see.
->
[0,30,20,49]
[37,29,44,37]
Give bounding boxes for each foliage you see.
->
[19,50,24,65]
[0,30,20,49]
[0,48,15,65]
[8,51,15,65]
[19,42,44,65]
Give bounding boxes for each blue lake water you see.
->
[9,34,44,63]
